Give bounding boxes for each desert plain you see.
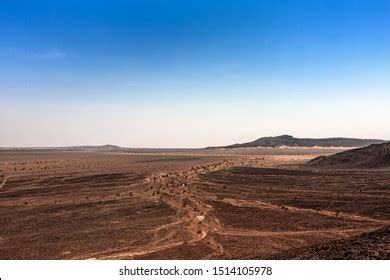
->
[0,147,389,259]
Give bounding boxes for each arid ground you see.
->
[0,148,389,259]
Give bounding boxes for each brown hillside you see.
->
[308,142,390,168]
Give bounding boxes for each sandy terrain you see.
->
[0,148,388,259]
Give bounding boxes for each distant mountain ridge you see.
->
[308,142,390,168]
[0,144,123,151]
[212,135,386,149]
[64,144,122,151]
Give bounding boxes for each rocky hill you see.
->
[308,142,390,168]
[212,135,386,149]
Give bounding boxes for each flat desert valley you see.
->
[0,147,389,259]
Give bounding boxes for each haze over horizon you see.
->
[1,0,390,148]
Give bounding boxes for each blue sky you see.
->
[1,0,390,147]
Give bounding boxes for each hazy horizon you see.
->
[0,133,388,149]
[1,1,390,148]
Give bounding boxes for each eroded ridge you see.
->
[82,157,267,259]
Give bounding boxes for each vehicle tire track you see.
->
[0,175,10,189]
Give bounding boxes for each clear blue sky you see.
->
[1,0,390,147]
